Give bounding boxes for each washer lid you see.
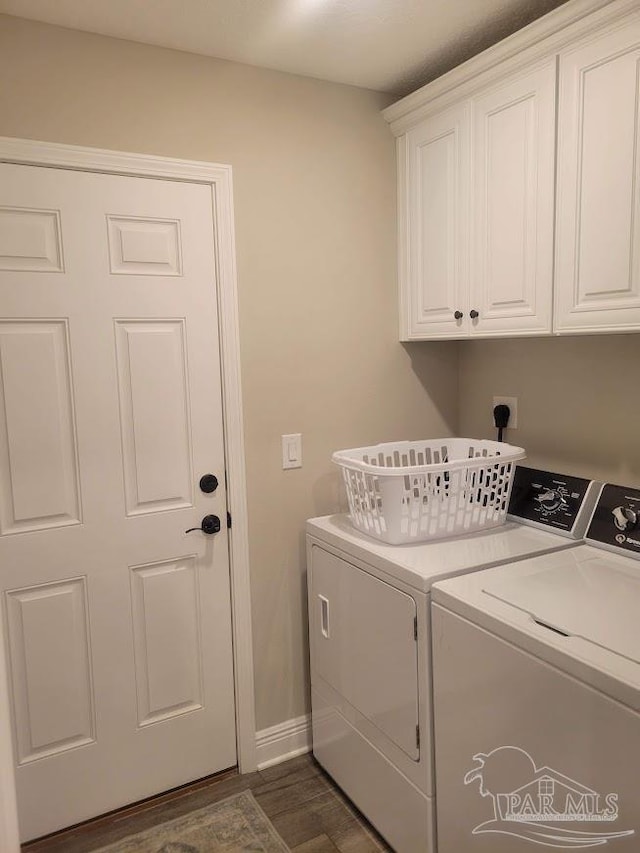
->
[484,556,640,665]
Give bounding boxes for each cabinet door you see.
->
[555,15,640,333]
[402,103,470,339]
[471,59,556,336]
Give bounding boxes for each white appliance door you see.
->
[432,603,638,852]
[483,557,640,664]
[0,164,236,841]
[310,547,419,759]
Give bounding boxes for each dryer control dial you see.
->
[508,467,595,534]
[612,506,638,532]
[535,489,568,513]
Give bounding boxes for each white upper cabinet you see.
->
[403,103,469,338]
[399,60,556,340]
[554,14,640,333]
[388,0,640,340]
[471,61,557,337]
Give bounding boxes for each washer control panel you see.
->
[507,466,599,538]
[587,484,640,557]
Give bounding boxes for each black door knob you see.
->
[470,309,479,319]
[199,474,219,494]
[185,514,221,535]
[454,310,463,320]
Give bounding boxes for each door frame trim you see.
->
[0,136,257,774]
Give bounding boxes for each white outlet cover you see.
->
[492,396,518,430]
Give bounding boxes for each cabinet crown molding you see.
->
[383,0,636,134]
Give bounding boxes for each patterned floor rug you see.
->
[94,791,289,853]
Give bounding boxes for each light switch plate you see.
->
[282,433,302,469]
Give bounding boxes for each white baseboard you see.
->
[255,714,311,770]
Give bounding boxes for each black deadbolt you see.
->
[185,514,221,535]
[199,474,219,494]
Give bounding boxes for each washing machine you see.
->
[306,466,600,853]
[431,481,640,852]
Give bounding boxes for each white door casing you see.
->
[0,138,256,843]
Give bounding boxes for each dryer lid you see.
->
[484,556,640,665]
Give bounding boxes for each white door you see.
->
[0,163,237,841]
[470,59,556,337]
[554,13,640,333]
[402,102,470,340]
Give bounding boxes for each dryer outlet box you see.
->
[492,396,518,429]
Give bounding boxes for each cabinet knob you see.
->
[453,310,463,320]
[470,309,479,319]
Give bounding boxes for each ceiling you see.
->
[0,0,570,95]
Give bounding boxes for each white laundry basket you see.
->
[333,438,526,545]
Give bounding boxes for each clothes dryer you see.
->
[307,467,599,852]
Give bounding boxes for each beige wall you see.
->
[0,15,458,730]
[1,11,639,745]
[459,336,640,485]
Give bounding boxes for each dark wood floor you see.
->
[22,753,392,852]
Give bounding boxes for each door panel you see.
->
[471,59,556,335]
[130,557,203,726]
[0,163,236,841]
[0,321,81,534]
[6,578,94,764]
[405,103,470,338]
[114,320,193,515]
[0,207,64,273]
[555,16,640,332]
[106,215,182,276]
